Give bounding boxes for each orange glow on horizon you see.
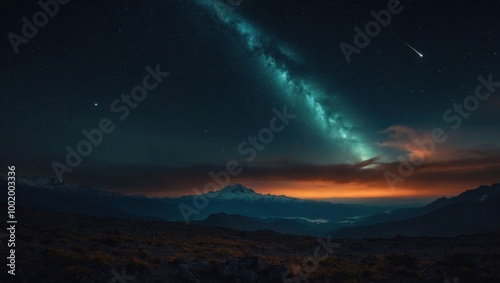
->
[144,175,498,199]
[235,179,481,200]
[248,181,420,199]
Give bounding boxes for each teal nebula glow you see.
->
[197,0,376,161]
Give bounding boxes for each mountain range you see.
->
[330,183,500,238]
[1,175,499,238]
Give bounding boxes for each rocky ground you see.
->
[2,204,500,282]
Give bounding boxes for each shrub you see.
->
[45,247,83,265]
[125,256,150,272]
[89,250,115,267]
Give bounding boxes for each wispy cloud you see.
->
[8,142,499,198]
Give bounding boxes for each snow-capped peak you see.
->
[1,175,78,192]
[219,184,256,195]
[1,175,118,196]
[204,184,303,203]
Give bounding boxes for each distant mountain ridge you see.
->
[194,212,326,236]
[8,175,147,199]
[357,183,500,226]
[168,183,303,203]
[5,175,497,238]
[0,176,390,236]
[0,175,179,221]
[203,183,303,203]
[330,183,500,238]
[160,183,389,225]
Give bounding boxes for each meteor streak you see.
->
[403,41,423,57]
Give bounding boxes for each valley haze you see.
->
[1,175,500,282]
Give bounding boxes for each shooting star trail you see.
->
[403,41,423,57]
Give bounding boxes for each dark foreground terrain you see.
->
[2,205,500,283]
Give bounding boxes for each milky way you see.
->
[196,0,376,162]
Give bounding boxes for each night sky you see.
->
[1,0,499,199]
